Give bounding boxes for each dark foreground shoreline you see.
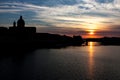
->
[0,33,120,50]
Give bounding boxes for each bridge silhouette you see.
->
[84,37,120,46]
[84,38,102,46]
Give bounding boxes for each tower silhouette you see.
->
[13,21,16,27]
[17,16,25,27]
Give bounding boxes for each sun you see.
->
[89,30,94,35]
[90,31,94,35]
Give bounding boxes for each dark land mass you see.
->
[0,27,84,49]
[100,37,120,45]
[0,27,84,56]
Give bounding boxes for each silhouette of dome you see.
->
[17,16,25,27]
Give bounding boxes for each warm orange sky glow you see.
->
[83,30,98,38]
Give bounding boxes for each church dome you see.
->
[17,16,25,27]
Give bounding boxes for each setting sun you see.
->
[90,31,94,35]
[89,30,94,35]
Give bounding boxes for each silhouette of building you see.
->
[0,27,8,35]
[17,16,25,27]
[9,16,36,34]
[13,21,16,27]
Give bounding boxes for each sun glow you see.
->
[89,30,94,35]
[84,29,99,38]
[90,31,94,35]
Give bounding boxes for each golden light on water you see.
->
[89,42,93,49]
[88,42,94,79]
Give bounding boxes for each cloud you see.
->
[95,0,114,3]
[0,0,120,37]
[36,26,87,36]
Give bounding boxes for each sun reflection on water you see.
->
[88,42,94,80]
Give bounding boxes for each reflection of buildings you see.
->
[9,16,36,34]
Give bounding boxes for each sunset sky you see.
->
[0,0,120,38]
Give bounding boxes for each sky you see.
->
[0,0,120,38]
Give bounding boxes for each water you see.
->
[0,42,120,80]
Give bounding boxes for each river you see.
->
[0,42,120,80]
